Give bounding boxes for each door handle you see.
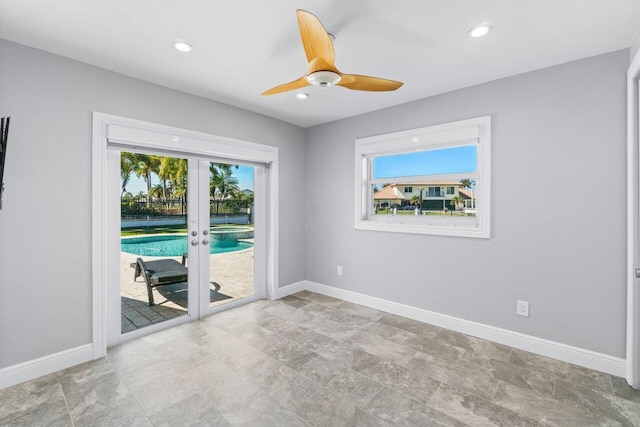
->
[191,239,199,246]
[203,230,209,236]
[636,268,640,279]
[202,239,209,245]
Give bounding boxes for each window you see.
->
[428,187,442,197]
[355,116,491,238]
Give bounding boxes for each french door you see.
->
[106,150,266,346]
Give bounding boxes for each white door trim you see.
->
[627,49,640,388]
[92,112,279,358]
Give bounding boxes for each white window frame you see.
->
[354,116,491,238]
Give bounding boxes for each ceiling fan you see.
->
[261,9,403,96]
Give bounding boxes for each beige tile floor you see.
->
[2,292,640,426]
[120,245,255,333]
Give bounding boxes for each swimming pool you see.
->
[121,235,253,257]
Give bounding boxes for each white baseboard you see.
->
[275,280,308,299]
[2,280,624,391]
[278,280,626,378]
[0,344,93,390]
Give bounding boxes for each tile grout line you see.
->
[133,295,634,425]
[107,358,155,426]
[312,380,394,426]
[284,314,444,423]
[6,293,629,426]
[286,296,460,409]
[490,379,502,402]
[58,378,76,427]
[425,381,442,406]
[293,294,545,421]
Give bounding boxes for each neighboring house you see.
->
[374,181,476,211]
[458,188,477,210]
[372,185,406,208]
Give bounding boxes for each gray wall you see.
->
[0,39,306,368]
[0,37,630,369]
[631,29,640,60]
[305,50,629,357]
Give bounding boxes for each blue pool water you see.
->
[121,235,253,257]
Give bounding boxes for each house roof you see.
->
[394,181,464,187]
[458,188,475,200]
[373,186,406,200]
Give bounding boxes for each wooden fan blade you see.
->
[337,74,403,92]
[297,9,337,73]
[261,76,310,96]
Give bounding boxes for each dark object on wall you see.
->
[0,116,10,209]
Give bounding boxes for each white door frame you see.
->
[627,49,640,388]
[91,112,279,359]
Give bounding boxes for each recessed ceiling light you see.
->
[468,24,492,38]
[296,93,309,99]
[172,40,193,52]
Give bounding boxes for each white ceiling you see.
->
[1,0,639,128]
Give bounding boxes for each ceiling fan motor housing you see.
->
[306,71,341,87]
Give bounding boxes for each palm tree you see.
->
[120,152,137,197]
[209,163,239,199]
[449,195,465,211]
[411,195,420,206]
[212,169,240,201]
[157,156,174,201]
[459,179,475,190]
[150,183,164,200]
[209,165,240,215]
[133,154,160,201]
[166,158,188,213]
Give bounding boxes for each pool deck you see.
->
[120,243,254,333]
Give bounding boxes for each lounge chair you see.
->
[135,258,188,306]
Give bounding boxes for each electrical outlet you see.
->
[337,265,343,276]
[517,300,529,317]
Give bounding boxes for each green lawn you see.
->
[376,210,473,217]
[121,223,251,236]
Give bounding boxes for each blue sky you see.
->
[373,145,477,179]
[124,164,254,195]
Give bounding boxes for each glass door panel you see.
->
[112,153,264,342]
[119,152,191,334]
[205,162,255,309]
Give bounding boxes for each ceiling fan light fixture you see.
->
[306,71,341,87]
[468,24,492,38]
[172,40,193,52]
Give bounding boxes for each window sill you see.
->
[355,217,490,238]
